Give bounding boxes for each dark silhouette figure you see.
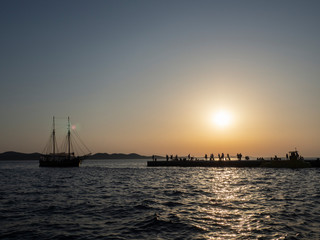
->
[221,153,224,161]
[166,154,169,161]
[227,153,230,161]
[205,154,207,161]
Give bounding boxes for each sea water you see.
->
[1,159,320,239]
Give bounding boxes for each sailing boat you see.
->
[39,117,91,167]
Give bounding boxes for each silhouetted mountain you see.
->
[0,151,158,160]
[90,153,150,159]
[0,151,41,160]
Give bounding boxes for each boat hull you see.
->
[39,156,82,167]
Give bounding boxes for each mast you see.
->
[68,116,71,160]
[52,116,56,156]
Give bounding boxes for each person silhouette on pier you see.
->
[166,154,169,161]
[227,153,230,161]
[205,154,207,161]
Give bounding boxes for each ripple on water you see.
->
[1,161,320,239]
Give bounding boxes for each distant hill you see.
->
[0,151,41,160]
[0,151,156,160]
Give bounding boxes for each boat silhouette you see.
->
[39,117,91,167]
[260,150,311,168]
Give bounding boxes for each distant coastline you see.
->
[0,151,157,160]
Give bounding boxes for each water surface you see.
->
[1,160,320,239]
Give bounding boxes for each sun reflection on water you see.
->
[175,168,298,239]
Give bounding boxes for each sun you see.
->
[212,110,232,128]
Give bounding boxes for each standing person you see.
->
[221,153,225,161]
[227,153,230,161]
[205,154,207,161]
[166,154,169,161]
[218,153,221,161]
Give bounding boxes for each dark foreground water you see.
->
[1,160,320,240]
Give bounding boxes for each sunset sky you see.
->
[1,0,320,157]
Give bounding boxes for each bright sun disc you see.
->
[213,110,232,128]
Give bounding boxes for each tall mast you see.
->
[68,116,71,159]
[52,116,56,155]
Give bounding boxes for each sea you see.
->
[1,159,320,240]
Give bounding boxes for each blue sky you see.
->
[1,0,320,156]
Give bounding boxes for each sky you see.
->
[1,0,320,157]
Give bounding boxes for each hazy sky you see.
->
[1,0,320,157]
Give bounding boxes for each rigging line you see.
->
[71,134,86,155]
[42,134,52,154]
[75,131,91,153]
[71,136,80,154]
[71,137,85,156]
[60,136,67,153]
[73,129,91,153]
[73,130,86,149]
[70,141,74,154]
[76,139,86,155]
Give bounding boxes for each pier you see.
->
[147,159,320,168]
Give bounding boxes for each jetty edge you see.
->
[147,151,320,168]
[147,159,320,168]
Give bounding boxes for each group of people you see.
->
[152,153,245,161]
[151,152,311,162]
